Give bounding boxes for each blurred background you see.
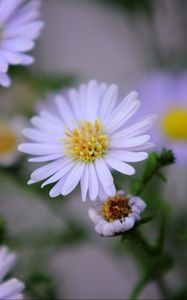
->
[1,0,187,299]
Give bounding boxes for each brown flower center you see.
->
[101,194,131,222]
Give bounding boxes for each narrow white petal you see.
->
[86,80,98,122]
[106,99,141,133]
[2,39,34,52]
[88,163,98,201]
[80,164,89,202]
[41,159,74,187]
[28,153,63,163]
[68,88,82,120]
[0,279,24,300]
[106,157,135,175]
[99,84,118,124]
[107,151,148,162]
[121,217,135,231]
[18,143,63,155]
[22,128,59,143]
[30,158,65,182]
[88,208,99,224]
[55,95,76,130]
[0,55,8,72]
[0,72,11,87]
[95,158,115,196]
[102,223,115,236]
[49,177,64,198]
[110,135,150,149]
[61,163,84,196]
[110,114,157,140]
[0,0,23,23]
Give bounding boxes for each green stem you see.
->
[130,276,149,300]
[157,278,170,299]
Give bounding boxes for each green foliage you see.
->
[94,0,152,15]
[26,271,58,300]
[0,217,6,245]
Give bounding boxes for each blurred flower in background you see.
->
[138,71,187,163]
[0,116,26,166]
[0,246,25,300]
[0,0,44,87]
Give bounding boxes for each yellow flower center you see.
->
[0,125,17,154]
[161,107,187,141]
[64,119,108,163]
[101,194,131,222]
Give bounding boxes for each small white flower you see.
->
[0,246,25,300]
[18,80,156,201]
[88,191,146,236]
[0,0,44,87]
[0,116,27,166]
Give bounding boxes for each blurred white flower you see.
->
[138,71,187,163]
[0,116,27,166]
[88,191,146,237]
[19,80,156,201]
[0,246,24,300]
[0,0,44,87]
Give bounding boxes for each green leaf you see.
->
[142,152,158,182]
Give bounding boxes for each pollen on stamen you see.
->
[63,119,109,163]
[101,194,131,222]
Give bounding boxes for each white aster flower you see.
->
[0,0,44,87]
[18,80,156,201]
[0,116,27,166]
[0,246,25,300]
[88,191,146,236]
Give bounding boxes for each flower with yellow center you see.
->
[138,71,187,163]
[162,108,187,141]
[0,117,26,166]
[19,80,156,201]
[88,191,146,236]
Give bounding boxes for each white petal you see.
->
[68,88,82,120]
[106,92,140,133]
[49,177,64,198]
[0,0,23,23]
[133,197,147,212]
[110,135,150,149]
[28,153,63,163]
[86,80,99,122]
[30,116,63,134]
[101,223,115,236]
[41,159,74,187]
[0,55,8,72]
[2,39,34,52]
[107,151,148,162]
[30,158,65,182]
[80,164,89,202]
[111,115,157,140]
[106,157,135,176]
[18,143,63,155]
[22,128,59,143]
[121,217,135,231]
[88,208,99,224]
[61,163,84,196]
[88,163,98,201]
[55,95,76,130]
[0,278,24,300]
[0,72,11,87]
[99,84,118,124]
[0,249,16,281]
[95,158,115,196]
